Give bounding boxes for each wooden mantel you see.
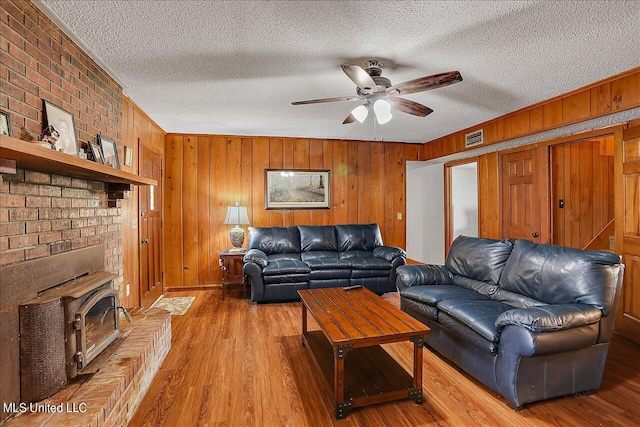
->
[0,135,156,186]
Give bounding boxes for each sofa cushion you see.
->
[298,225,338,252]
[446,236,513,284]
[309,269,352,280]
[300,251,339,261]
[303,257,352,270]
[339,250,375,259]
[490,287,545,309]
[452,275,498,297]
[351,268,391,278]
[247,226,301,255]
[499,239,621,313]
[438,300,513,343]
[401,285,491,306]
[336,224,383,251]
[495,304,602,333]
[267,253,301,262]
[348,257,391,270]
[264,274,309,284]
[263,259,310,276]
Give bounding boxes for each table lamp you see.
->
[223,202,250,250]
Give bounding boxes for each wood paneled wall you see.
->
[424,67,640,160]
[121,97,165,307]
[164,135,423,288]
[478,152,501,239]
[551,137,615,249]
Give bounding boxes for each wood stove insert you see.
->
[19,271,131,402]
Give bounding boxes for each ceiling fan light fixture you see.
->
[351,105,369,123]
[374,99,392,124]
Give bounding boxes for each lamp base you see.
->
[229,226,245,249]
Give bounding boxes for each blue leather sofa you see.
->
[243,223,405,302]
[396,235,624,408]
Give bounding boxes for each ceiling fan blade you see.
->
[341,64,377,92]
[343,113,356,124]
[388,98,434,117]
[386,71,462,96]
[292,96,359,105]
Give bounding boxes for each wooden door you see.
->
[501,149,541,242]
[615,125,640,343]
[139,146,163,307]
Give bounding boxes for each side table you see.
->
[219,249,247,300]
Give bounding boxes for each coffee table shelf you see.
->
[303,330,415,404]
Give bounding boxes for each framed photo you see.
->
[98,135,120,169]
[265,169,330,210]
[124,146,133,167]
[89,142,104,164]
[0,111,12,137]
[43,100,78,156]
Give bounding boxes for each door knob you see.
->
[531,232,539,238]
[141,238,149,244]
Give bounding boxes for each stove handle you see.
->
[117,306,132,323]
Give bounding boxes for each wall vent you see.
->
[465,129,484,148]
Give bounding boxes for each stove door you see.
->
[75,288,120,372]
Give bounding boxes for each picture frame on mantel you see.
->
[43,100,78,156]
[89,142,104,164]
[265,169,330,210]
[98,135,120,169]
[0,110,12,137]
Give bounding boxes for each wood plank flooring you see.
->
[130,290,640,426]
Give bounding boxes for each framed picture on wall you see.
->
[98,135,120,169]
[265,169,330,209]
[43,100,78,156]
[0,110,12,137]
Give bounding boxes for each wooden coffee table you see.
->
[298,287,430,419]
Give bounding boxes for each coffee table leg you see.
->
[301,304,307,346]
[410,335,424,404]
[334,345,352,419]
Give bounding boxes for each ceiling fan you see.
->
[292,60,462,124]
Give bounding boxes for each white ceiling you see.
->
[38,1,639,144]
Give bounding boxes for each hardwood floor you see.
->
[130,290,640,426]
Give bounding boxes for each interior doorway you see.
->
[550,135,615,250]
[445,159,479,253]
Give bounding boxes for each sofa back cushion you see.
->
[247,226,301,255]
[298,225,337,251]
[499,239,621,313]
[445,236,514,284]
[335,224,383,252]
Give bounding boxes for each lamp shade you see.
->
[351,105,369,123]
[374,99,392,124]
[223,204,250,226]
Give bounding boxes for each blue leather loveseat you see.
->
[243,223,405,302]
[396,235,624,408]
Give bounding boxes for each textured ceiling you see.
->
[38,1,639,144]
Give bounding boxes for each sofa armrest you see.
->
[495,304,602,333]
[243,249,268,268]
[396,264,454,290]
[373,245,406,262]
